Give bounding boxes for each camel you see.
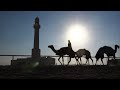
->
[67,49,78,65]
[48,45,77,65]
[75,49,93,65]
[67,40,79,65]
[95,47,105,65]
[48,45,68,65]
[95,45,119,65]
[103,45,119,61]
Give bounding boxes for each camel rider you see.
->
[68,40,72,54]
[68,40,72,49]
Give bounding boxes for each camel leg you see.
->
[113,55,115,60]
[90,58,94,65]
[76,57,80,65]
[78,58,81,65]
[76,58,80,65]
[75,58,78,65]
[68,58,71,65]
[108,56,110,61]
[95,59,98,65]
[62,56,64,65]
[85,59,88,64]
[80,57,82,65]
[58,56,62,65]
[75,56,78,65]
[87,59,90,65]
[86,58,89,65]
[101,59,104,65]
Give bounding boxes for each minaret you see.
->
[32,16,41,58]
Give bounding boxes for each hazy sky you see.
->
[0,11,120,65]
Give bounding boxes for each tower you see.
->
[32,16,41,58]
[11,16,55,66]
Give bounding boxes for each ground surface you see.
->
[0,65,120,79]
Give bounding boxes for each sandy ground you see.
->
[0,65,120,79]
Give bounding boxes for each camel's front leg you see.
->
[75,56,79,65]
[76,58,79,65]
[95,59,98,65]
[80,57,82,65]
[77,57,81,65]
[113,55,116,60]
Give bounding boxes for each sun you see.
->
[66,24,89,46]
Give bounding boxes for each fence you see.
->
[0,55,120,65]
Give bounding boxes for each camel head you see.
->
[48,45,54,48]
[48,45,57,54]
[115,45,119,49]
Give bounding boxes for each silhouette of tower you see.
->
[11,16,55,66]
[32,16,41,58]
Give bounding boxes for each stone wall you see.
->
[11,56,55,67]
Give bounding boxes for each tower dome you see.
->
[35,16,39,24]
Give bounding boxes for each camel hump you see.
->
[103,46,111,48]
[103,46,114,52]
[60,47,69,50]
[76,49,86,55]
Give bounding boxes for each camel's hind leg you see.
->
[62,56,64,65]
[79,57,82,65]
[86,59,90,65]
[87,59,90,65]
[90,57,94,65]
[101,58,104,65]
[58,56,62,65]
[85,59,88,64]
[78,58,81,65]
[67,57,71,65]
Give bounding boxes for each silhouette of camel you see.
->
[67,49,77,65]
[95,47,105,65]
[67,40,80,65]
[48,45,78,65]
[95,45,119,65]
[48,45,69,65]
[103,45,119,61]
[76,49,93,65]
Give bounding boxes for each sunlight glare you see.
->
[66,24,89,47]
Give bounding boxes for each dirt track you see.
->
[0,65,120,79]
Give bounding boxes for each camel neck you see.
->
[115,46,118,53]
[50,46,57,53]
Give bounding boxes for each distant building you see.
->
[11,17,55,67]
[11,56,55,67]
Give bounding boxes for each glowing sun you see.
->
[66,24,89,45]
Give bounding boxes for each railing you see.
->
[0,55,120,65]
[0,55,31,60]
[0,55,120,59]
